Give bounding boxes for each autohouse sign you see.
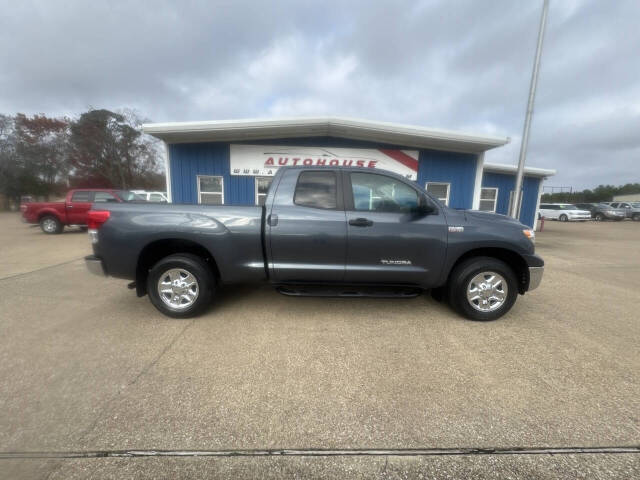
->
[230,145,419,180]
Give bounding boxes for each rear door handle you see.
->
[267,213,278,226]
[349,217,373,227]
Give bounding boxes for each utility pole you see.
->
[511,0,549,218]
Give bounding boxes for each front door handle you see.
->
[349,217,373,227]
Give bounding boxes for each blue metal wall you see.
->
[169,143,255,205]
[481,172,541,228]
[417,150,477,209]
[169,137,480,209]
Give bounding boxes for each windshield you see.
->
[597,203,612,209]
[115,190,146,202]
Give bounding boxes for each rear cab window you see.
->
[94,192,119,203]
[294,171,338,209]
[71,191,92,202]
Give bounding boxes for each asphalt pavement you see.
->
[1,212,638,478]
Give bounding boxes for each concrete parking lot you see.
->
[1,212,638,478]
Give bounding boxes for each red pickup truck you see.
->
[21,189,145,234]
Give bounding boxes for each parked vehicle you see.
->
[608,202,640,221]
[131,190,169,203]
[85,167,543,321]
[21,189,146,234]
[538,203,591,222]
[574,203,626,221]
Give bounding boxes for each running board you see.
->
[276,285,422,298]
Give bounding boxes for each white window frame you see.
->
[508,189,523,218]
[255,176,272,206]
[479,187,498,213]
[197,175,224,205]
[426,182,451,206]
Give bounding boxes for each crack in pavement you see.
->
[2,446,639,459]
[39,318,196,480]
[0,258,83,281]
[75,318,196,442]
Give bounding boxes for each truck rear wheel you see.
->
[147,254,214,318]
[40,215,63,234]
[447,256,518,321]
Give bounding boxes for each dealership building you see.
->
[143,117,555,228]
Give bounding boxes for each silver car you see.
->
[609,202,640,221]
[539,204,592,222]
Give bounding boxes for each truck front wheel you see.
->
[147,254,214,318]
[447,257,518,321]
[40,215,63,234]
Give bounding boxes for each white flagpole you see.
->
[511,0,550,218]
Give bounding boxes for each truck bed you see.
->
[21,201,66,224]
[92,203,266,283]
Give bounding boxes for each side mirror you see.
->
[411,202,436,216]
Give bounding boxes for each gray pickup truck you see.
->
[85,166,543,321]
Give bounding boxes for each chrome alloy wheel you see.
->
[157,268,199,310]
[466,271,508,312]
[42,218,57,232]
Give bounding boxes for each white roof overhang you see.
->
[143,116,510,154]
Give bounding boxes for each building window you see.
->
[255,177,272,206]
[479,187,498,212]
[426,182,450,206]
[197,175,224,205]
[508,190,523,217]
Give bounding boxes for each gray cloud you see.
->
[1,0,638,188]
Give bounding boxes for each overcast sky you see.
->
[1,0,638,189]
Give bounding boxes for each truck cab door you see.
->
[343,171,447,287]
[266,169,347,283]
[66,190,94,225]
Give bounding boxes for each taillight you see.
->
[87,210,110,229]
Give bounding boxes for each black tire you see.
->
[559,214,568,222]
[40,215,63,234]
[147,254,214,318]
[595,213,604,222]
[633,214,640,222]
[447,256,518,321]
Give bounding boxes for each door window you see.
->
[294,171,337,209]
[479,188,498,212]
[351,172,418,213]
[425,182,450,206]
[71,191,91,202]
[197,176,224,204]
[93,192,119,203]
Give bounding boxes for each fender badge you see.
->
[381,259,412,265]
[448,226,464,233]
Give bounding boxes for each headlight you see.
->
[522,229,535,243]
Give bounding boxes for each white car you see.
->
[131,190,169,203]
[539,203,591,222]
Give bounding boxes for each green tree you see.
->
[14,113,69,198]
[68,109,162,189]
